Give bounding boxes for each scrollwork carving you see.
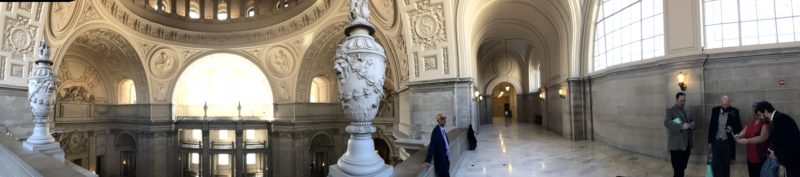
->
[408,0,445,50]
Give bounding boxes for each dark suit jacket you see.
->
[425,126,450,174]
[769,111,800,167]
[665,105,693,151]
[707,106,742,160]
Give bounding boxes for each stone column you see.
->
[328,0,393,176]
[23,40,64,161]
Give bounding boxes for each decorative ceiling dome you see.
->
[119,0,316,32]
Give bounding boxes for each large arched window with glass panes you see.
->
[703,0,800,48]
[593,0,665,71]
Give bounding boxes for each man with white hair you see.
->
[707,96,742,177]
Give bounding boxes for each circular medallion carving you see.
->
[494,56,513,76]
[266,47,295,78]
[149,48,179,79]
[49,1,79,39]
[414,15,439,39]
[9,29,32,50]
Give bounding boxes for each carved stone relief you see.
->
[18,2,32,12]
[413,52,419,77]
[50,1,78,38]
[0,57,4,80]
[408,0,445,50]
[377,69,394,117]
[266,46,295,78]
[54,131,90,154]
[149,48,179,79]
[152,81,169,103]
[80,3,100,22]
[394,33,409,82]
[10,63,22,77]
[4,16,37,59]
[442,47,448,74]
[423,55,436,71]
[57,59,105,103]
[5,3,11,11]
[370,0,396,28]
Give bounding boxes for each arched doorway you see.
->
[172,53,274,120]
[309,134,333,177]
[491,82,517,125]
[116,133,137,177]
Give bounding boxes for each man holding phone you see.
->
[664,92,694,177]
[707,96,742,177]
[755,101,800,177]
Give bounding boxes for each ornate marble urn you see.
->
[23,40,65,160]
[328,0,393,176]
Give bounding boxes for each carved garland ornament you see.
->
[4,16,37,59]
[409,0,445,50]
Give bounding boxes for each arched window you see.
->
[247,7,255,17]
[173,53,274,120]
[310,77,330,103]
[593,0,664,71]
[217,10,228,20]
[119,79,137,104]
[703,0,800,48]
[188,9,199,19]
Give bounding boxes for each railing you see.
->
[244,141,267,149]
[181,141,202,149]
[0,134,97,177]
[211,142,235,149]
[174,103,271,119]
[394,128,468,177]
[245,172,264,177]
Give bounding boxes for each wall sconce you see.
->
[473,90,481,101]
[558,88,566,99]
[538,89,546,100]
[677,72,687,91]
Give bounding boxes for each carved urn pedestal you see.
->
[23,41,64,161]
[328,1,393,176]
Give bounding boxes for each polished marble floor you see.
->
[454,117,750,177]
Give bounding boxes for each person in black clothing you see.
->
[422,113,450,177]
[707,96,742,177]
[755,101,800,177]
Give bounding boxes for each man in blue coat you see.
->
[422,113,450,177]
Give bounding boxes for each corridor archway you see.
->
[490,82,517,124]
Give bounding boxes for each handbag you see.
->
[761,157,779,177]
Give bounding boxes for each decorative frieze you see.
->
[408,0,445,50]
[98,0,333,46]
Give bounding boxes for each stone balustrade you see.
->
[394,128,468,177]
